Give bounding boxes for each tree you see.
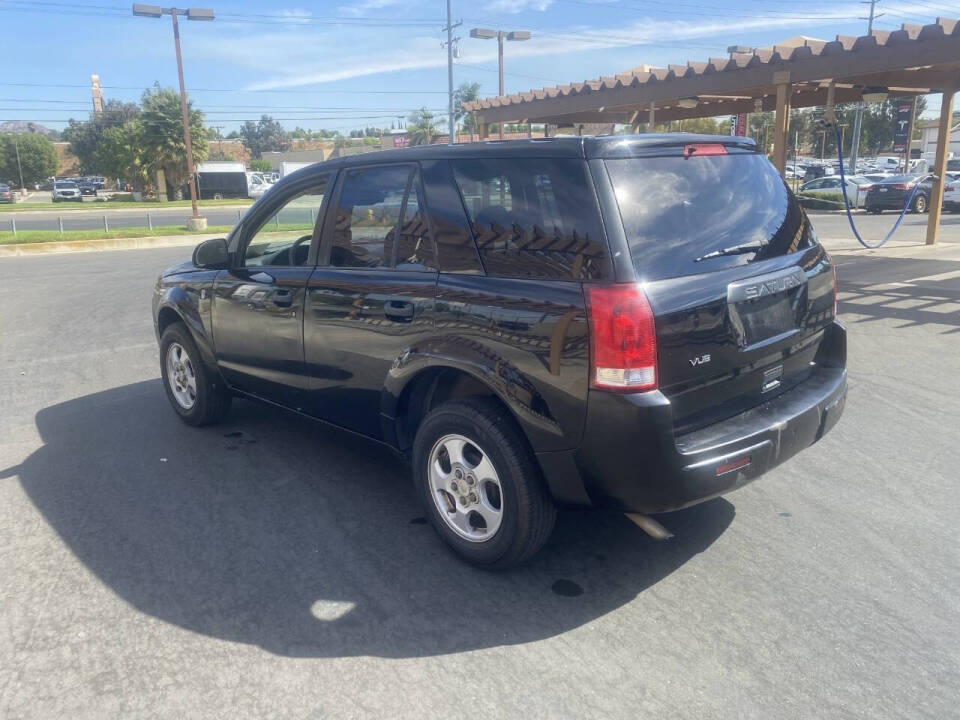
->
[92,121,149,190]
[239,115,290,158]
[0,133,59,187]
[407,108,439,146]
[62,99,140,173]
[139,86,208,197]
[454,82,481,135]
[249,158,273,172]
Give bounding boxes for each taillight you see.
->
[890,183,912,190]
[586,285,658,392]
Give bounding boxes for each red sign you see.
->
[730,113,748,137]
[393,135,410,148]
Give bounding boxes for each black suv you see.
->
[153,135,846,568]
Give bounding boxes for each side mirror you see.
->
[192,237,230,268]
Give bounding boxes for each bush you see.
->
[249,158,273,173]
[797,191,847,211]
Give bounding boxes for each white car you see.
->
[247,173,271,199]
[943,171,960,212]
[799,176,865,207]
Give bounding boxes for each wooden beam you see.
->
[469,34,960,125]
[772,80,792,175]
[925,84,957,246]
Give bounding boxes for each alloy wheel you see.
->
[428,433,504,542]
[166,342,198,410]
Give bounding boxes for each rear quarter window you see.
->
[605,153,811,281]
[451,158,612,281]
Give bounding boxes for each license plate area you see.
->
[727,267,807,349]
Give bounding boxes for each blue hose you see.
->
[834,126,921,249]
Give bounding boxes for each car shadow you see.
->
[4,381,734,658]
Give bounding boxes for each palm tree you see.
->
[407,108,439,146]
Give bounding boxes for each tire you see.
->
[412,398,556,569]
[913,195,927,213]
[868,207,882,214]
[159,321,231,426]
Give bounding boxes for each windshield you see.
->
[605,153,810,281]
[54,182,77,189]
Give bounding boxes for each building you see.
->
[917,116,960,163]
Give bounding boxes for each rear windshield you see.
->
[605,153,810,281]
[452,158,611,280]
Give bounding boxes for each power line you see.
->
[0,82,450,95]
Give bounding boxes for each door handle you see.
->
[384,299,415,322]
[270,288,294,308]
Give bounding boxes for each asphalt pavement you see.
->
[0,229,958,718]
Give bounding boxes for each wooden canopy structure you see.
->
[463,18,960,244]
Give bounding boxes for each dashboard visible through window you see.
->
[243,176,329,267]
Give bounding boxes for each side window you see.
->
[390,174,435,269]
[329,165,413,269]
[451,158,611,280]
[243,176,329,267]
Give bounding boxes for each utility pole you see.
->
[13,135,25,196]
[849,0,881,170]
[132,4,213,228]
[211,124,224,155]
[442,0,461,145]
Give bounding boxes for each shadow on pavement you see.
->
[4,381,734,658]
[837,254,960,332]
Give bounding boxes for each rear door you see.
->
[304,163,438,438]
[602,145,835,433]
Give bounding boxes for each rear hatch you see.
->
[602,141,836,434]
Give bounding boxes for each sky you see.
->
[0,0,954,134]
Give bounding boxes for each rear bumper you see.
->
[538,321,847,513]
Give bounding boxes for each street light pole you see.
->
[132,4,213,229]
[849,0,880,170]
[469,27,531,139]
[171,11,201,222]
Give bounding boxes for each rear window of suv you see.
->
[605,153,810,282]
[452,158,611,280]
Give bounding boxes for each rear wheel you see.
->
[412,398,555,569]
[913,195,927,213]
[159,321,231,426]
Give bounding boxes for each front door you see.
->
[304,163,438,438]
[213,173,332,409]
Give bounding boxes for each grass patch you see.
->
[0,225,235,245]
[0,197,254,213]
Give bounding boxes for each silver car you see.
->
[52,181,82,203]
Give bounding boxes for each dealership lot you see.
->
[0,233,958,718]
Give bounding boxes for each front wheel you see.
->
[412,398,556,569]
[159,321,231,426]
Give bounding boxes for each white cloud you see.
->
[338,0,410,16]
[197,0,946,92]
[484,0,553,13]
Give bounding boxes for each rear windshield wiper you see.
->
[694,242,766,262]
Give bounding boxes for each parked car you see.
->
[75,179,98,196]
[799,176,865,207]
[943,172,960,212]
[864,174,932,214]
[153,135,846,568]
[0,183,13,203]
[51,181,82,202]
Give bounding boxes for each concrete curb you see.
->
[0,234,221,257]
